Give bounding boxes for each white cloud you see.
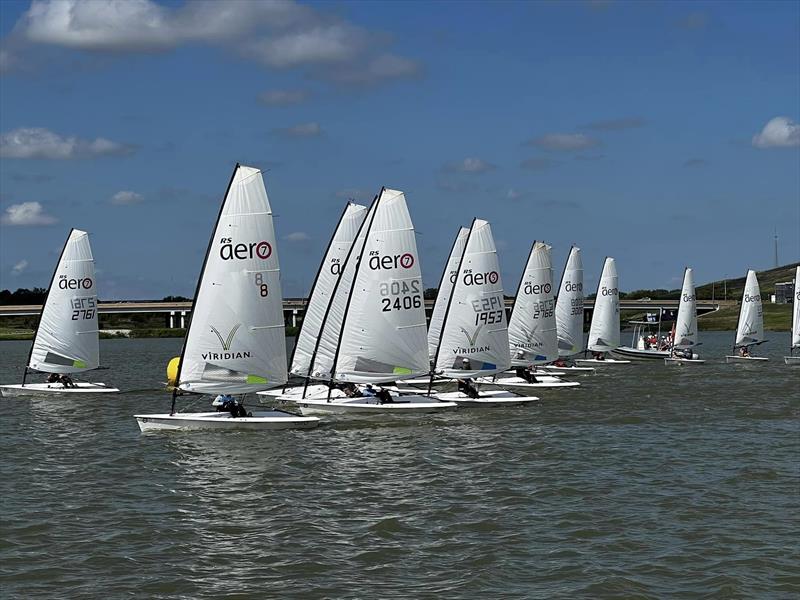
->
[527,133,600,151]
[1,201,57,226]
[443,157,496,173]
[257,89,309,106]
[285,231,310,242]
[110,190,144,205]
[752,117,800,149]
[12,0,419,85]
[276,122,322,137]
[0,127,133,159]
[12,259,29,275]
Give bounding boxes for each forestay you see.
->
[434,219,511,378]
[734,269,764,348]
[673,267,698,348]
[555,246,584,356]
[334,189,429,383]
[177,165,287,395]
[792,266,800,350]
[508,241,558,366]
[291,202,368,377]
[29,229,99,374]
[428,227,470,359]
[587,257,620,352]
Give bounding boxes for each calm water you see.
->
[1,332,798,599]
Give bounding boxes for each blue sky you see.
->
[1,0,798,299]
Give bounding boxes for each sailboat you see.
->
[575,257,630,366]
[286,188,457,415]
[258,201,369,401]
[477,241,579,391]
[0,229,119,397]
[725,269,769,363]
[134,164,319,430]
[428,227,470,361]
[665,267,705,365]
[417,218,533,406]
[784,266,800,365]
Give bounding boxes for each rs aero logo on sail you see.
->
[202,324,251,360]
[219,238,272,261]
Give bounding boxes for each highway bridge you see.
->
[0,298,722,329]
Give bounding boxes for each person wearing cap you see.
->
[456,358,480,398]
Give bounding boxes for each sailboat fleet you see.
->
[1,164,797,430]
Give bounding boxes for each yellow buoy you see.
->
[166,356,180,387]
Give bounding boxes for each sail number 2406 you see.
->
[380,280,422,312]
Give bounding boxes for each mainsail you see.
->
[507,241,558,366]
[176,164,287,395]
[734,270,764,348]
[555,246,584,356]
[428,227,470,359]
[290,202,368,377]
[673,267,698,349]
[28,229,99,374]
[333,189,430,383]
[792,266,800,350]
[433,218,511,378]
[586,257,620,352]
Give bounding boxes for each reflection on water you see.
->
[0,333,798,598]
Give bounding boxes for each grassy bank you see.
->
[698,303,792,331]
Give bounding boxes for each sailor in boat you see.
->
[739,346,750,358]
[376,386,393,404]
[592,351,605,361]
[47,373,76,388]
[514,366,539,384]
[362,384,377,397]
[340,382,363,398]
[456,358,480,398]
[214,394,249,418]
[553,357,567,368]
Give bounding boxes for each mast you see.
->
[328,189,383,384]
[22,228,74,386]
[285,201,354,392]
[429,217,476,394]
[170,163,240,415]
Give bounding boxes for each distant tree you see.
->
[423,287,438,300]
[162,295,190,302]
[0,288,48,305]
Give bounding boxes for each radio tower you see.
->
[773,228,778,268]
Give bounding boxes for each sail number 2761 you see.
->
[71,297,96,320]
[380,280,422,312]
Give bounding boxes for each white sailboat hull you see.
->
[295,396,457,415]
[429,389,537,407]
[664,358,706,365]
[784,356,800,365]
[475,376,580,392]
[573,358,631,365]
[257,384,345,400]
[725,355,769,363]
[612,346,671,360]
[537,365,596,374]
[135,410,319,432]
[0,382,119,397]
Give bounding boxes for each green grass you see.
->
[0,328,35,340]
[697,303,792,331]
[696,263,798,300]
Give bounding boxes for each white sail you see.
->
[334,189,429,383]
[290,202,368,377]
[178,165,287,395]
[508,241,558,366]
[555,246,584,356]
[28,229,99,374]
[586,257,620,352]
[673,267,698,348]
[734,270,764,348]
[428,227,470,359]
[434,219,511,378]
[310,199,377,380]
[792,266,800,349]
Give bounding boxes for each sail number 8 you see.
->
[379,280,422,312]
[254,273,268,297]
